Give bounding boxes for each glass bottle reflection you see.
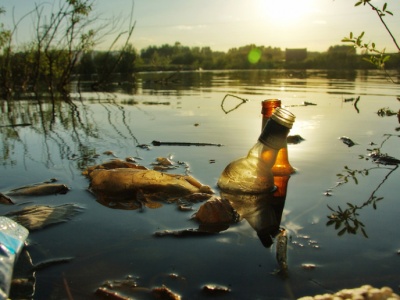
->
[220,174,289,248]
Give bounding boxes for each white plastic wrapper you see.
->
[0,217,29,299]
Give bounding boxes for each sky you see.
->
[1,0,399,53]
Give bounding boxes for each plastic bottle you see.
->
[0,217,29,299]
[261,99,295,175]
[217,107,295,194]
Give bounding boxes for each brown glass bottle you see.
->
[217,107,295,194]
[261,99,295,175]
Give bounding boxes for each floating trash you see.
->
[339,136,358,147]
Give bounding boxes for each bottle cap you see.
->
[270,107,295,129]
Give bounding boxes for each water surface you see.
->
[1,70,399,299]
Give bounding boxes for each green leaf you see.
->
[361,228,369,238]
[383,3,387,11]
[335,220,342,230]
[338,227,347,236]
[355,1,362,7]
[326,220,335,226]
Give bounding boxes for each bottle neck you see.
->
[261,99,281,130]
[258,118,290,150]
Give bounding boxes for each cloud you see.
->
[174,24,207,30]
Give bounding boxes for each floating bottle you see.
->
[261,99,295,175]
[217,107,295,194]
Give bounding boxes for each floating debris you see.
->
[202,284,231,295]
[103,150,117,157]
[152,285,181,300]
[276,229,288,275]
[95,287,132,300]
[85,159,214,211]
[152,140,222,147]
[301,263,316,270]
[0,192,14,205]
[136,144,151,150]
[193,197,239,225]
[154,228,218,237]
[6,183,69,197]
[125,157,136,163]
[154,157,174,166]
[287,135,305,144]
[369,150,400,166]
[339,136,358,147]
[142,101,170,105]
[178,204,192,211]
[6,204,83,230]
[377,107,397,117]
[299,285,400,300]
[82,159,147,176]
[32,257,73,271]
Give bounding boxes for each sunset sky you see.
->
[1,0,399,53]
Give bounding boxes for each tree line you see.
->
[1,1,399,99]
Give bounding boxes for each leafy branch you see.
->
[342,1,399,81]
[326,134,400,237]
[327,165,397,238]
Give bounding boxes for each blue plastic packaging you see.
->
[0,217,29,299]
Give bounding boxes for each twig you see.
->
[152,140,222,147]
[221,94,249,114]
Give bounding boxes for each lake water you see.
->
[1,69,399,299]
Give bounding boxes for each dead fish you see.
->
[339,136,357,147]
[7,183,70,196]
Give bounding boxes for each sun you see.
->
[257,0,315,25]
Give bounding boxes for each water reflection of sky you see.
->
[1,70,399,299]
